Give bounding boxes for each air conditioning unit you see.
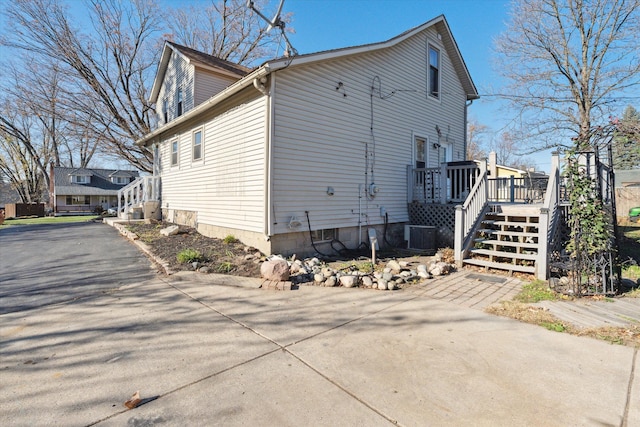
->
[405,225,436,250]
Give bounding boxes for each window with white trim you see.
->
[112,176,128,185]
[66,195,90,205]
[171,140,179,166]
[192,129,202,161]
[428,45,440,99]
[71,175,90,184]
[162,98,168,123]
[176,89,183,116]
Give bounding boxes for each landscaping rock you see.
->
[325,276,337,287]
[339,275,358,288]
[386,260,402,273]
[260,259,290,281]
[362,276,374,288]
[314,273,325,283]
[378,280,388,290]
[199,266,211,273]
[160,225,179,236]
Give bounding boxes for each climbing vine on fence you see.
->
[564,148,612,257]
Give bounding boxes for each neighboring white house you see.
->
[137,15,479,256]
[50,166,138,215]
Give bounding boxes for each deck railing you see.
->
[487,176,548,203]
[407,161,480,204]
[117,176,160,219]
[535,153,560,280]
[454,160,488,264]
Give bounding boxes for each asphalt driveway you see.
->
[0,222,156,315]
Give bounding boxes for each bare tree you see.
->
[165,0,293,64]
[494,0,640,151]
[491,131,536,171]
[2,0,162,172]
[0,100,51,203]
[466,119,489,161]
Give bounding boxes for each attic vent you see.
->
[405,225,436,250]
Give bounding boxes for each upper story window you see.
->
[193,129,202,161]
[112,176,129,185]
[176,89,183,117]
[171,140,179,166]
[162,98,168,124]
[71,175,90,184]
[428,45,440,99]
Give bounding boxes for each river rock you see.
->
[339,275,358,288]
[260,259,290,281]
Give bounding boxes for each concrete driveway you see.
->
[0,222,156,314]
[0,223,638,426]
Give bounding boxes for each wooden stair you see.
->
[462,206,541,275]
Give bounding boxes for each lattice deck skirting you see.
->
[408,202,456,248]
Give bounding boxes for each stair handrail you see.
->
[535,152,560,280]
[454,160,488,264]
[117,177,144,219]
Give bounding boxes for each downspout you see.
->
[262,75,274,242]
[464,99,473,160]
[254,76,269,96]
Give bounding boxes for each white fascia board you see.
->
[137,66,269,147]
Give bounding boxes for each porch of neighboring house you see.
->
[116,176,161,220]
[407,153,562,281]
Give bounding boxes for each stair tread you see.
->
[482,219,539,226]
[474,239,539,248]
[477,229,539,237]
[470,248,538,260]
[463,258,536,273]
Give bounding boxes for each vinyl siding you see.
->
[157,89,267,232]
[270,26,467,235]
[156,52,194,125]
[193,67,239,106]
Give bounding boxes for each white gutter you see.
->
[137,66,270,147]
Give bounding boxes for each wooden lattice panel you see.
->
[408,202,455,247]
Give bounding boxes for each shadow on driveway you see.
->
[0,222,156,314]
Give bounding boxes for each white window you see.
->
[162,98,168,123]
[171,140,179,166]
[428,45,440,99]
[176,89,183,116]
[66,195,90,205]
[112,176,128,185]
[414,136,426,169]
[311,228,337,242]
[72,175,90,184]
[193,129,202,161]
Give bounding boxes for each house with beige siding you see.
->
[135,15,479,257]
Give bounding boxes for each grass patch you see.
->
[626,287,640,298]
[223,235,239,244]
[216,261,234,273]
[176,249,204,264]
[1,215,100,227]
[486,301,571,333]
[514,280,560,303]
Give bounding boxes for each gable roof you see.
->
[139,14,478,146]
[52,167,139,196]
[264,15,478,100]
[149,41,253,103]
